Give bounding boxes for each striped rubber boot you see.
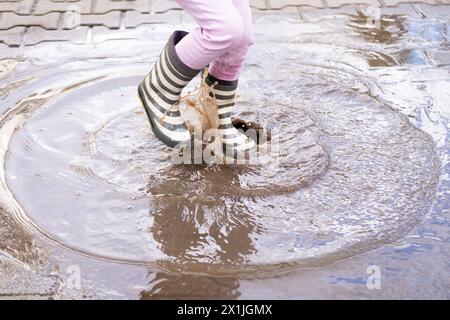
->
[138,31,201,148]
[204,74,256,154]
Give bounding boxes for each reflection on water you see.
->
[0,7,449,298]
[350,12,408,45]
[140,272,240,299]
[149,168,259,265]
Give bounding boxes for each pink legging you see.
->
[175,0,253,81]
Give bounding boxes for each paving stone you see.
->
[383,0,437,6]
[73,11,121,29]
[34,0,92,14]
[252,7,302,22]
[124,10,182,28]
[299,5,360,21]
[0,12,61,30]
[51,0,85,2]
[414,3,450,19]
[327,0,381,7]
[0,258,62,299]
[379,3,421,17]
[268,0,323,9]
[0,26,25,46]
[0,0,448,54]
[73,21,169,52]
[23,26,89,45]
[427,50,450,66]
[91,25,139,43]
[253,6,302,13]
[93,0,150,14]
[0,0,33,14]
[0,43,23,59]
[180,10,195,25]
[250,0,267,9]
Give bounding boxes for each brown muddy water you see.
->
[0,8,449,299]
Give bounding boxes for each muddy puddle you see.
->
[0,8,449,298]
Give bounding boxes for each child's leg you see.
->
[208,0,253,81]
[175,0,245,72]
[201,0,256,152]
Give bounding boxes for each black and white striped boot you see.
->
[138,31,201,148]
[204,74,256,155]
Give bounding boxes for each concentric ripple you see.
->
[0,37,440,276]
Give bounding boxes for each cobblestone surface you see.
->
[0,0,448,49]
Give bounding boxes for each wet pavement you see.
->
[1,1,450,299]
